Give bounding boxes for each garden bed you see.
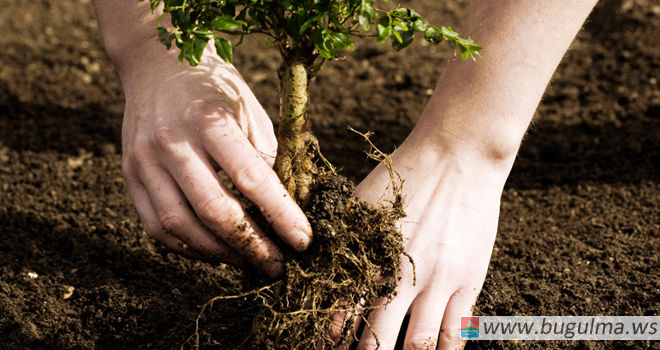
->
[0,0,658,349]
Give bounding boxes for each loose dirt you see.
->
[0,0,658,349]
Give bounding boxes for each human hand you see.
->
[320,0,598,344]
[116,40,311,278]
[339,132,511,349]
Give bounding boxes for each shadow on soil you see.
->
[1,75,658,190]
[0,207,245,348]
[0,83,122,157]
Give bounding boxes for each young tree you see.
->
[142,0,482,347]
[146,0,481,204]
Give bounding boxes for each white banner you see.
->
[460,316,660,340]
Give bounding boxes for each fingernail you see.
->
[293,227,313,251]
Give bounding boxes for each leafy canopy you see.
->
[144,0,482,66]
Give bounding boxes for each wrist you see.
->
[357,132,509,208]
[402,112,521,180]
[94,0,167,78]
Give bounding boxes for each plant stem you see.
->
[275,56,318,205]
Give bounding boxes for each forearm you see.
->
[93,0,168,73]
[411,0,598,170]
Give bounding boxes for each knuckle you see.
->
[439,328,464,348]
[259,145,277,168]
[151,125,180,154]
[451,288,468,298]
[185,101,211,119]
[196,195,229,226]
[188,102,235,129]
[328,314,347,343]
[405,337,437,350]
[142,222,163,239]
[232,164,269,196]
[188,101,223,119]
[259,134,278,160]
[357,340,381,350]
[129,141,153,166]
[120,160,132,179]
[158,211,186,233]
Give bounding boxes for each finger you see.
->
[200,114,312,251]
[209,64,278,167]
[151,137,285,277]
[243,95,278,167]
[130,156,247,266]
[329,301,363,346]
[123,163,218,260]
[437,287,480,350]
[332,314,363,350]
[402,289,452,350]
[357,291,414,350]
[329,304,351,344]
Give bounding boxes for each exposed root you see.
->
[347,126,403,206]
[348,126,416,286]
[185,134,412,349]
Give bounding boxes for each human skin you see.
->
[93,0,312,278]
[93,0,599,348]
[346,1,599,349]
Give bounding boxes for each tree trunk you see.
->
[274,57,318,205]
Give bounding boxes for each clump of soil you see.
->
[1,0,658,349]
[188,172,406,349]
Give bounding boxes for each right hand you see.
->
[349,138,506,349]
[117,41,311,278]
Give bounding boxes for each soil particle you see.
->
[0,0,658,349]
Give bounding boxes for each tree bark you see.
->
[274,57,318,205]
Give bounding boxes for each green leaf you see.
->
[210,15,245,31]
[392,20,408,31]
[413,19,428,32]
[390,8,410,20]
[407,9,422,21]
[170,9,191,29]
[155,0,482,71]
[423,25,483,60]
[460,47,470,60]
[276,0,294,10]
[214,36,233,63]
[299,14,322,36]
[456,38,483,61]
[181,36,208,66]
[313,0,330,12]
[391,27,414,50]
[358,0,374,31]
[391,26,403,43]
[358,12,372,31]
[391,8,422,21]
[173,28,183,44]
[424,25,443,44]
[149,0,160,11]
[376,16,392,43]
[440,26,460,42]
[329,32,354,51]
[192,30,213,40]
[313,30,334,59]
[157,26,174,49]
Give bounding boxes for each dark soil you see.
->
[192,173,405,350]
[0,0,658,349]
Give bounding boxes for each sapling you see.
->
[146,0,480,204]
[142,0,481,348]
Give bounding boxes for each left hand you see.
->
[344,133,510,349]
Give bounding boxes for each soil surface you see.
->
[1,0,658,349]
